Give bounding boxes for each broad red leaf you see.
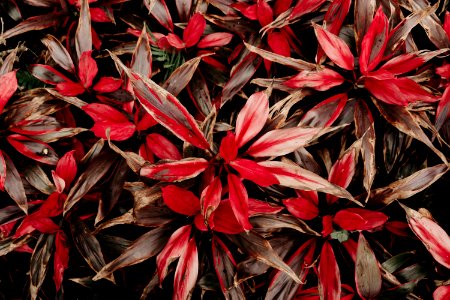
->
[434,285,450,300]
[401,204,450,269]
[284,68,344,91]
[162,185,199,216]
[183,13,206,47]
[200,176,222,226]
[300,93,347,127]
[89,7,112,23]
[141,158,209,182]
[145,133,182,161]
[15,215,59,237]
[93,77,123,93]
[56,81,85,96]
[355,233,382,299]
[174,238,198,300]
[228,173,252,231]
[0,71,18,114]
[78,51,98,88]
[131,26,152,78]
[445,11,450,38]
[7,134,58,165]
[229,159,279,186]
[314,24,354,70]
[257,0,273,27]
[210,200,245,234]
[197,32,233,48]
[38,192,65,218]
[235,91,269,148]
[248,198,283,215]
[156,225,191,283]
[219,131,238,162]
[283,196,319,220]
[267,31,290,57]
[0,151,6,191]
[246,127,321,157]
[359,7,389,74]
[53,231,69,292]
[55,150,77,189]
[111,54,210,149]
[334,208,388,231]
[318,241,341,300]
[75,0,92,60]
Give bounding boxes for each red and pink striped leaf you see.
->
[183,13,206,47]
[197,32,233,48]
[156,225,191,283]
[219,131,238,162]
[229,159,279,186]
[300,93,347,127]
[319,241,341,300]
[0,151,6,191]
[235,91,269,148]
[334,208,388,231]
[110,54,210,149]
[355,233,382,299]
[7,134,58,165]
[75,0,92,60]
[145,133,182,161]
[200,176,222,226]
[141,158,209,182]
[283,196,319,220]
[284,68,344,91]
[56,150,77,189]
[53,231,69,292]
[0,71,17,114]
[161,185,200,216]
[433,285,450,300]
[401,204,450,269]
[246,127,321,157]
[93,77,123,93]
[173,238,198,300]
[359,7,389,74]
[227,173,252,231]
[78,50,98,88]
[314,24,354,70]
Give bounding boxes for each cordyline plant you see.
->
[1,0,450,299]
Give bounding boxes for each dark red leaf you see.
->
[141,158,209,182]
[445,11,450,38]
[228,173,252,231]
[15,214,59,236]
[289,0,326,21]
[314,24,354,70]
[173,238,198,300]
[89,7,112,23]
[334,208,388,231]
[0,71,18,114]
[56,81,86,96]
[0,12,62,40]
[78,50,98,88]
[284,68,344,91]
[162,185,200,216]
[156,225,191,283]
[283,196,319,220]
[318,241,341,300]
[219,131,238,163]
[267,31,291,57]
[197,32,233,48]
[229,159,279,186]
[55,151,77,188]
[145,133,182,161]
[7,134,59,165]
[257,0,273,27]
[200,176,222,226]
[210,200,245,234]
[355,233,382,299]
[183,13,206,47]
[53,231,69,291]
[93,77,123,93]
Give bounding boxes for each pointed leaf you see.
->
[314,24,354,70]
[93,77,123,93]
[0,71,18,114]
[78,50,98,88]
[145,133,182,161]
[30,234,55,300]
[174,238,198,300]
[229,159,279,186]
[75,0,92,60]
[434,285,450,300]
[53,231,69,292]
[176,0,192,21]
[300,93,347,127]
[200,176,222,226]
[42,35,75,72]
[0,151,5,191]
[0,12,62,41]
[183,13,206,47]
[257,0,273,27]
[354,0,376,49]
[319,241,341,300]
[219,131,238,162]
[284,68,344,91]
[436,85,450,131]
[162,56,203,96]
[283,196,319,220]
[149,0,173,31]
[141,158,209,182]
[30,64,71,85]
[7,134,58,165]
[267,31,291,57]
[334,208,388,231]
[131,26,152,78]
[355,233,382,299]
[3,153,27,213]
[250,214,319,236]
[228,173,252,231]
[197,32,233,48]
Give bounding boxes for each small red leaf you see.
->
[7,134,59,165]
[93,77,123,93]
[53,231,69,292]
[174,238,198,300]
[283,196,319,220]
[156,225,191,283]
[227,173,252,231]
[248,198,283,215]
[284,68,344,91]
[314,24,354,70]
[183,13,206,47]
[0,71,18,114]
[229,159,279,186]
[319,241,341,300]
[235,91,269,148]
[78,50,98,88]
[56,150,77,188]
[89,7,112,23]
[140,158,209,182]
[257,0,273,27]
[200,176,222,226]
[162,185,200,216]
[145,133,182,161]
[219,131,238,162]
[444,11,450,38]
[334,208,388,231]
[197,32,233,48]
[355,233,382,299]
[56,81,85,96]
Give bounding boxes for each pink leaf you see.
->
[162,185,200,216]
[174,238,198,300]
[0,71,17,115]
[333,208,388,231]
[78,50,98,88]
[284,68,345,91]
[53,231,69,291]
[235,91,269,148]
[145,133,182,160]
[229,159,279,186]
[141,158,209,182]
[183,13,206,47]
[319,241,341,300]
[219,131,238,162]
[314,24,354,70]
[197,32,234,48]
[227,173,252,231]
[156,225,191,283]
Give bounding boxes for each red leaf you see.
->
[273,0,293,16]
[359,7,389,74]
[219,131,238,162]
[235,91,269,148]
[289,0,326,20]
[56,81,85,96]
[53,231,69,292]
[197,32,233,48]
[322,215,334,237]
[0,151,6,191]
[229,159,279,186]
[200,176,222,226]
[7,134,59,165]
[39,192,65,218]
[0,71,18,114]
[300,93,347,127]
[183,13,206,47]
[333,208,388,231]
[156,225,191,283]
[257,0,273,27]
[93,77,123,93]
[355,233,382,299]
[434,285,450,300]
[385,221,410,237]
[174,238,198,300]
[145,133,182,160]
[246,127,321,157]
[319,241,341,300]
[436,85,450,131]
[15,214,59,237]
[401,204,450,269]
[161,34,185,49]
[78,50,98,88]
[314,25,354,70]
[55,150,77,188]
[248,198,283,215]
[444,11,450,38]
[211,200,246,234]
[91,123,136,141]
[267,31,291,57]
[162,185,200,216]
[140,158,209,182]
[284,68,345,91]
[89,7,112,23]
[283,196,319,220]
[227,173,252,231]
